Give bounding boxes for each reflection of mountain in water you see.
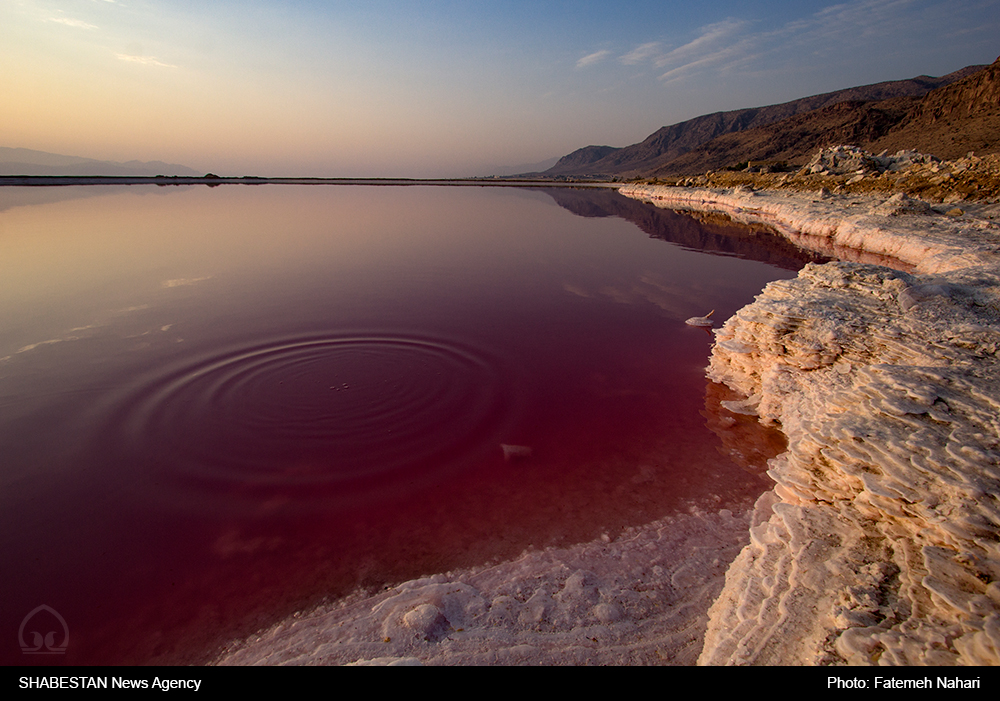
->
[544,188,829,272]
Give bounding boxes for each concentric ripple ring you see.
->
[102,334,510,505]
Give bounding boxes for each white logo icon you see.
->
[19,605,69,655]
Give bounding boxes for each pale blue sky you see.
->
[2,0,998,176]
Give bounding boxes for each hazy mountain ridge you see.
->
[543,64,987,177]
[0,147,199,176]
[545,145,622,174]
[478,156,562,177]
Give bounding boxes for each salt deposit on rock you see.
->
[620,182,1000,665]
[802,145,944,177]
[804,145,882,176]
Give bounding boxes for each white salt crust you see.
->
[215,508,752,666]
[620,184,1000,665]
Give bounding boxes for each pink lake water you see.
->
[0,185,815,665]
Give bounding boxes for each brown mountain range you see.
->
[653,57,1000,176]
[542,62,991,178]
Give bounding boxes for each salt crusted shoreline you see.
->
[619,183,1000,665]
[217,182,999,666]
[216,507,754,666]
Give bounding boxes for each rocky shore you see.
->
[620,172,1000,665]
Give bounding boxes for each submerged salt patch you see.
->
[501,444,533,461]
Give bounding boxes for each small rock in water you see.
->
[501,444,533,461]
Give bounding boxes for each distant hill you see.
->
[542,64,986,177]
[649,57,1000,176]
[0,147,200,176]
[544,145,622,175]
[478,156,561,177]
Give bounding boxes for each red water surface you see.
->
[0,185,798,664]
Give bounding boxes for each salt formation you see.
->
[215,508,752,666]
[620,181,1000,665]
[685,310,716,327]
[802,145,943,177]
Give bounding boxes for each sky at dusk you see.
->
[2,0,998,177]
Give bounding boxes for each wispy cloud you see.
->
[658,47,749,83]
[162,276,211,288]
[612,19,751,83]
[759,0,917,46]
[116,53,179,69]
[576,49,611,68]
[742,0,940,70]
[651,18,753,82]
[655,19,749,69]
[607,0,959,86]
[48,17,98,30]
[814,0,917,26]
[620,42,662,65]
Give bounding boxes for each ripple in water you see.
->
[103,334,510,509]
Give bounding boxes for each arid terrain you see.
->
[543,58,999,181]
